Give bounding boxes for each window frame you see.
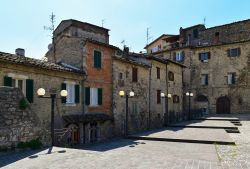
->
[201,74,209,86]
[157,90,161,104]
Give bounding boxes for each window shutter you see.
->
[198,53,202,60]
[75,85,80,104]
[181,51,185,61]
[173,52,176,61]
[232,73,236,84]
[132,68,138,82]
[61,83,66,103]
[94,51,98,68]
[98,88,103,105]
[205,75,208,85]
[208,52,211,59]
[98,52,102,68]
[85,87,90,105]
[4,76,12,87]
[26,79,34,103]
[227,49,231,57]
[238,48,241,56]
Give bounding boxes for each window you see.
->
[228,72,236,85]
[61,83,80,104]
[173,95,180,103]
[168,71,174,81]
[66,83,75,104]
[4,76,34,103]
[199,52,210,62]
[132,67,138,82]
[156,67,160,79]
[94,50,102,68]
[119,72,123,80]
[227,48,241,57]
[175,51,185,62]
[157,90,161,104]
[193,29,198,38]
[201,74,209,86]
[85,87,102,106]
[215,32,220,37]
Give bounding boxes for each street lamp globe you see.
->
[168,94,172,98]
[60,90,68,97]
[129,91,135,97]
[190,93,194,97]
[37,88,45,96]
[161,92,165,98]
[186,92,190,96]
[119,90,125,97]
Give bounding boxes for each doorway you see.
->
[216,96,230,114]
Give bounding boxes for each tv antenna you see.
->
[146,27,153,45]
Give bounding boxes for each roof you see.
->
[144,34,176,49]
[181,24,205,31]
[86,39,119,50]
[63,113,113,123]
[113,51,152,68]
[206,18,250,30]
[147,55,186,68]
[54,19,109,37]
[0,52,85,74]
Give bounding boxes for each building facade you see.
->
[146,19,250,114]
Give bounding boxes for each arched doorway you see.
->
[216,96,230,114]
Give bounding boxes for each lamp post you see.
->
[37,88,67,146]
[186,91,193,120]
[161,92,172,126]
[119,90,135,137]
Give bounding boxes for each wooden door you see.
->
[216,96,230,114]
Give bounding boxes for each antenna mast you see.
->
[44,12,56,62]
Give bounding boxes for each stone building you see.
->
[45,19,185,139]
[0,50,85,147]
[146,19,250,114]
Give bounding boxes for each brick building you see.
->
[146,19,250,115]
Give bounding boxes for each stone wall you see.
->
[0,87,44,148]
[112,59,150,136]
[190,41,250,113]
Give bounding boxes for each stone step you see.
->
[225,129,240,133]
[127,136,236,145]
[194,118,240,122]
[167,125,238,130]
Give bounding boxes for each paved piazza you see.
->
[1,114,250,169]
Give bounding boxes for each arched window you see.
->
[196,95,208,102]
[168,71,174,81]
[173,95,180,103]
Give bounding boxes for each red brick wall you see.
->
[84,42,113,115]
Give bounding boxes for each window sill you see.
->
[65,103,76,107]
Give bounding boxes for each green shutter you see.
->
[85,87,90,105]
[4,76,12,87]
[61,83,66,103]
[26,79,34,103]
[75,84,80,104]
[98,88,102,105]
[94,50,101,68]
[98,52,102,68]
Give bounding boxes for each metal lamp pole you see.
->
[37,88,67,147]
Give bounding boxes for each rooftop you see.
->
[0,51,85,74]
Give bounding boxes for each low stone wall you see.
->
[0,86,45,148]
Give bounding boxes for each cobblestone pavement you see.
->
[1,139,222,169]
[216,114,250,169]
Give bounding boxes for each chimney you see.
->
[15,48,25,57]
[123,46,129,54]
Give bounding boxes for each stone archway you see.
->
[216,96,230,114]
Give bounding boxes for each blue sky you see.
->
[1,0,250,59]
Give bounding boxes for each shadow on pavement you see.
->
[72,139,146,152]
[0,147,67,168]
[0,148,45,168]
